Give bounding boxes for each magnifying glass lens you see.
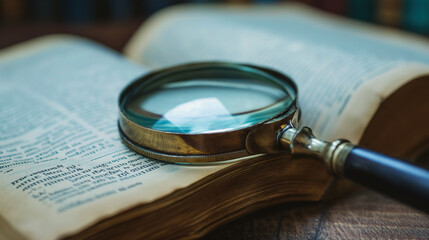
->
[122,65,295,134]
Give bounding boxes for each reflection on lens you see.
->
[122,64,295,134]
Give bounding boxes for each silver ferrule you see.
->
[279,126,354,177]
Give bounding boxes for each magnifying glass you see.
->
[118,62,429,212]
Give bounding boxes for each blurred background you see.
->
[1,0,428,51]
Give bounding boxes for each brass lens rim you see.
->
[118,62,298,163]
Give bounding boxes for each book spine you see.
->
[347,0,376,22]
[298,0,318,7]
[28,0,57,21]
[1,0,25,22]
[403,0,429,34]
[252,0,278,3]
[377,0,402,27]
[188,0,218,2]
[61,0,96,24]
[108,0,134,20]
[141,0,172,15]
[317,0,347,15]
[226,0,251,3]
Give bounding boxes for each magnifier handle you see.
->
[281,126,429,212]
[344,147,429,212]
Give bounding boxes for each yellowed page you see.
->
[124,3,429,141]
[329,63,429,143]
[0,36,228,240]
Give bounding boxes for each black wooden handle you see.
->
[344,147,429,212]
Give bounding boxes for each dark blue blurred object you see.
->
[142,0,173,15]
[109,0,134,20]
[2,0,429,37]
[348,0,376,22]
[62,0,95,24]
[403,0,429,34]
[30,0,56,21]
[345,147,429,212]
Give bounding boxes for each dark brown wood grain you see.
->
[202,189,429,240]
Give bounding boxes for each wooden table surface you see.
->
[2,22,428,240]
[203,188,429,239]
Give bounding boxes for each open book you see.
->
[1,3,428,240]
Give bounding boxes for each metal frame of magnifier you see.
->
[118,62,351,176]
[119,62,429,212]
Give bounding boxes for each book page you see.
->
[0,36,227,240]
[125,3,429,142]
